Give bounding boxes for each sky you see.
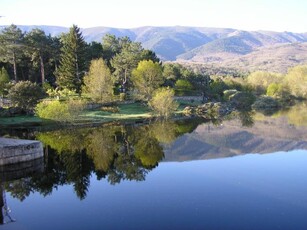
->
[0,0,306,32]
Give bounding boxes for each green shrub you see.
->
[8,81,45,112]
[252,96,279,110]
[229,92,256,110]
[36,99,85,122]
[149,88,178,118]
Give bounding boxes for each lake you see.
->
[0,103,307,229]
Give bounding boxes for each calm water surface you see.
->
[1,104,307,229]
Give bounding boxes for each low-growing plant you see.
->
[101,106,119,113]
[36,99,85,122]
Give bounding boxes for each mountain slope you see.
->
[221,42,307,73]
[1,25,307,71]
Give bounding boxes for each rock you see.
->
[229,92,256,109]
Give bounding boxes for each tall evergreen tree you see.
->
[25,29,55,84]
[55,25,87,92]
[0,24,24,81]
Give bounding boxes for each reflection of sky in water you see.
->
[5,150,307,230]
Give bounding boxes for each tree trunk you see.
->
[39,53,45,83]
[122,68,128,92]
[12,52,17,81]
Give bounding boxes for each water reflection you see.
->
[2,120,201,201]
[1,103,306,203]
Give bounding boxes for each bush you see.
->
[229,92,256,110]
[0,67,10,97]
[284,65,307,98]
[8,81,45,112]
[149,88,178,118]
[175,79,193,91]
[36,99,85,122]
[247,71,282,95]
[119,93,126,101]
[252,96,279,110]
[266,83,291,100]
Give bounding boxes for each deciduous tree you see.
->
[82,58,115,103]
[131,60,164,101]
[149,87,178,118]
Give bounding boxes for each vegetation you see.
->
[0,24,306,126]
[8,81,45,112]
[149,88,178,118]
[0,67,10,97]
[131,60,164,101]
[36,99,85,122]
[285,65,307,98]
[55,25,87,92]
[82,58,115,103]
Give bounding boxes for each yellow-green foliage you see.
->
[36,99,85,122]
[285,65,307,98]
[175,79,193,90]
[134,133,164,168]
[0,67,10,96]
[247,71,282,94]
[131,60,164,101]
[82,58,115,103]
[86,128,118,172]
[266,83,290,98]
[37,129,88,153]
[149,87,178,118]
[149,121,178,144]
[46,88,77,99]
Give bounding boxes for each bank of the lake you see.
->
[0,98,204,129]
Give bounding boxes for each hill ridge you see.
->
[1,25,307,72]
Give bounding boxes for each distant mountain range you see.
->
[2,25,307,72]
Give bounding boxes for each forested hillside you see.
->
[1,25,306,73]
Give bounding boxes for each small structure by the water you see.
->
[0,138,43,165]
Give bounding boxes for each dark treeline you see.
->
[0,24,159,88]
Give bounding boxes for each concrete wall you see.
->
[0,138,43,165]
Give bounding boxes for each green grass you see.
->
[81,103,152,122]
[176,99,203,111]
[0,101,192,127]
[0,115,43,126]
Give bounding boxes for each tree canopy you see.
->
[82,58,115,103]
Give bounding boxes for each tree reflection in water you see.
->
[4,119,202,200]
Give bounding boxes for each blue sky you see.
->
[0,0,306,32]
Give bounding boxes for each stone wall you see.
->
[0,138,43,165]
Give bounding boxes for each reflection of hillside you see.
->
[164,115,307,161]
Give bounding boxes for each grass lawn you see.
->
[0,115,43,126]
[0,100,198,127]
[81,103,152,122]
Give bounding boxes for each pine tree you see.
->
[55,25,87,92]
[0,24,24,81]
[25,29,54,84]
